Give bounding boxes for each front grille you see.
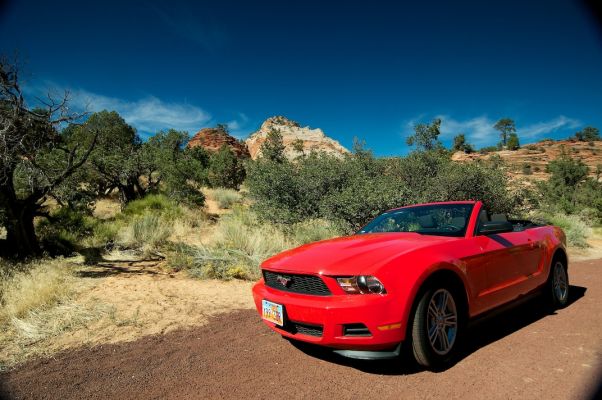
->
[286,322,323,337]
[263,270,331,296]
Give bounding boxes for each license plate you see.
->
[262,300,284,326]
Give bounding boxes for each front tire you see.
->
[547,258,569,309]
[410,286,462,369]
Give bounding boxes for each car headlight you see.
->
[336,276,386,294]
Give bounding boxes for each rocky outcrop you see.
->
[187,127,250,158]
[452,139,602,182]
[245,116,349,160]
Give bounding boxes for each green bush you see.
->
[534,212,590,248]
[537,152,601,219]
[507,133,520,150]
[479,146,498,154]
[37,208,98,255]
[122,194,182,220]
[207,146,246,190]
[247,149,515,229]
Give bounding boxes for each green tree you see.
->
[216,123,230,134]
[260,128,286,162]
[575,126,600,141]
[494,118,516,147]
[506,132,520,150]
[452,134,474,153]
[208,145,246,189]
[406,118,443,151]
[292,138,305,155]
[0,57,97,257]
[538,151,589,213]
[144,129,207,204]
[67,110,151,204]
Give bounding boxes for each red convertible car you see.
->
[252,201,569,368]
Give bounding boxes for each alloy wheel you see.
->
[553,261,568,303]
[426,288,458,355]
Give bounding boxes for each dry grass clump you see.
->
[118,214,173,256]
[0,258,108,369]
[289,218,343,245]
[0,259,74,321]
[210,188,243,209]
[190,208,292,280]
[188,208,343,280]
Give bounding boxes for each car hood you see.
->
[261,232,457,276]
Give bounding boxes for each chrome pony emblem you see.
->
[276,275,292,287]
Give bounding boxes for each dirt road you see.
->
[1,259,601,400]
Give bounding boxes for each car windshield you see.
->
[357,204,474,237]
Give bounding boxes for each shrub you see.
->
[534,212,590,248]
[574,126,600,142]
[479,146,498,154]
[507,133,520,150]
[166,244,196,272]
[537,152,601,216]
[452,134,474,153]
[212,188,243,209]
[289,219,345,244]
[190,209,292,280]
[207,146,246,189]
[522,163,532,175]
[37,208,98,255]
[247,149,515,229]
[122,194,182,219]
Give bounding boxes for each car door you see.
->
[463,210,536,314]
[461,210,518,315]
[465,232,520,313]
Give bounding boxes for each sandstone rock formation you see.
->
[187,127,250,158]
[245,116,349,160]
[452,139,602,182]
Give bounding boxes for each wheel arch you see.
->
[402,265,470,338]
[551,247,568,270]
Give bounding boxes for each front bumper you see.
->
[252,279,406,351]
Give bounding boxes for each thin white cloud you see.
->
[436,115,498,145]
[67,89,212,136]
[405,114,582,146]
[521,115,581,138]
[225,113,252,139]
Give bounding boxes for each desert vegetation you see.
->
[1,55,601,368]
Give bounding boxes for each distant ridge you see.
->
[245,116,349,160]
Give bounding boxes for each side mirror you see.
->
[478,221,513,235]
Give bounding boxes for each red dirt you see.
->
[1,259,601,400]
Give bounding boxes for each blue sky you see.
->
[1,0,601,155]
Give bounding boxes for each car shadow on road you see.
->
[289,285,587,375]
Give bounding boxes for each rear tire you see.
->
[546,258,569,309]
[410,286,463,369]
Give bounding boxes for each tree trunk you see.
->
[4,202,40,258]
[118,181,141,205]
